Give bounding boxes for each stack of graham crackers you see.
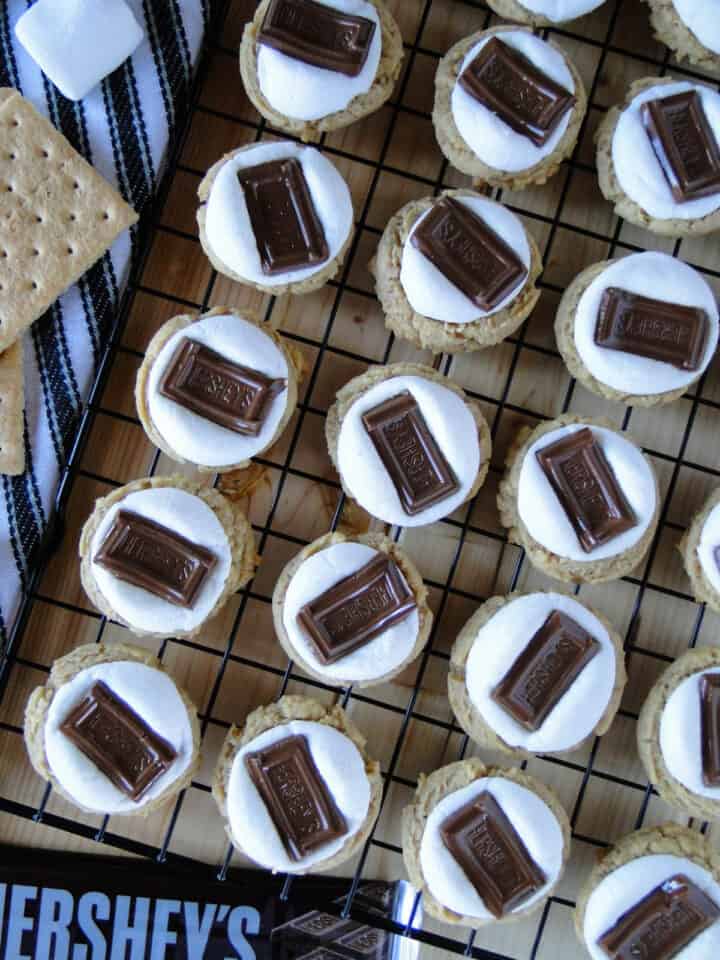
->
[0,87,137,475]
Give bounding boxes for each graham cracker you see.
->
[0,88,138,353]
[0,340,24,475]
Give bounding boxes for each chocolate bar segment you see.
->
[93,509,217,608]
[597,874,720,959]
[440,791,546,918]
[238,157,328,275]
[362,391,459,516]
[641,90,720,203]
[594,287,708,371]
[159,338,286,436]
[536,428,637,553]
[60,681,177,802]
[458,37,576,147]
[258,0,376,77]
[245,734,347,860]
[700,674,720,788]
[491,610,601,730]
[410,197,527,311]
[297,554,416,665]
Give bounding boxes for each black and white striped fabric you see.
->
[0,0,210,641]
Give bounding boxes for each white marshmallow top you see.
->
[465,592,617,753]
[336,375,482,527]
[15,0,145,102]
[672,0,720,56]
[256,0,382,122]
[612,81,720,221]
[419,776,565,920]
[450,30,575,174]
[582,854,720,959]
[281,541,420,683]
[517,423,657,563]
[659,666,720,802]
[573,252,719,396]
[512,0,605,21]
[697,501,720,596]
[399,195,532,324]
[204,141,353,287]
[147,312,290,468]
[226,719,371,872]
[90,487,232,634]
[45,661,195,814]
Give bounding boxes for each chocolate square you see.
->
[700,674,720,788]
[336,925,386,956]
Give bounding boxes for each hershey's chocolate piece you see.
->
[491,610,601,730]
[535,428,637,553]
[159,338,286,436]
[641,90,720,203]
[361,391,459,516]
[597,874,720,959]
[410,196,527,311]
[336,925,387,956]
[700,674,720,788]
[258,0,376,77]
[60,681,177,801]
[245,734,347,861]
[440,791,546,918]
[297,553,416,665]
[94,510,217,608]
[594,287,708,371]
[458,37,576,147]
[237,157,328,275]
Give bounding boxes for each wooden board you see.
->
[2,0,720,957]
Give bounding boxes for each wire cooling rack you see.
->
[1,1,720,957]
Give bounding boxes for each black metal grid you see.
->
[1,1,720,957]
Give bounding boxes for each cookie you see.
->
[239,0,403,141]
[485,0,606,26]
[24,641,200,816]
[325,362,492,528]
[135,307,300,473]
[371,188,542,353]
[401,759,570,927]
[433,26,586,190]
[272,531,433,688]
[79,475,257,639]
[555,251,719,407]
[497,414,659,584]
[643,0,720,72]
[449,591,626,758]
[212,694,382,874]
[0,341,24,475]
[681,486,720,612]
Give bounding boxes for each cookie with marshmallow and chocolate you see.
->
[596,77,720,237]
[681,486,720,613]
[644,0,720,73]
[433,26,586,190]
[325,362,492,528]
[197,141,353,296]
[239,0,403,141]
[372,189,542,353]
[485,0,606,25]
[79,475,256,640]
[498,414,659,584]
[213,695,382,874]
[402,759,570,927]
[555,251,719,407]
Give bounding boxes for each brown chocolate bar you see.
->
[410,197,527,311]
[60,680,177,801]
[297,554,416,665]
[258,0,376,77]
[491,610,600,730]
[245,734,347,860]
[440,791,546,918]
[594,287,708,371]
[535,428,637,553]
[641,90,720,203]
[361,391,459,516]
[159,338,286,436]
[458,37,576,147]
[237,157,328,275]
[93,509,217,608]
[597,874,720,959]
[700,674,720,788]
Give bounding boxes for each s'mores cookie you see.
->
[239,0,403,141]
[485,0,606,25]
[681,486,720,612]
[644,0,720,73]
